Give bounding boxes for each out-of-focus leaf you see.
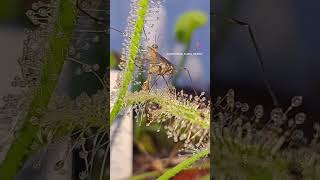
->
[172,167,209,180]
[110,52,117,69]
[174,11,208,44]
[137,134,156,154]
[0,0,18,20]
[0,1,76,179]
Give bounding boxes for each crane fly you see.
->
[76,0,196,95]
[109,25,199,125]
[141,43,175,92]
[109,25,197,95]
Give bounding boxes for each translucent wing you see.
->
[154,51,175,67]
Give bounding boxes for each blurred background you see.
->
[0,0,107,179]
[0,0,29,99]
[213,0,320,136]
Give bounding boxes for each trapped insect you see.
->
[140,32,176,92]
[110,26,197,95]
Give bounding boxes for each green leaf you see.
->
[174,11,208,44]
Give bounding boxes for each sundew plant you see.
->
[110,0,210,179]
[0,0,108,179]
[0,0,210,180]
[211,88,320,179]
[211,16,320,180]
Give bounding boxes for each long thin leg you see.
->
[149,75,169,92]
[143,27,149,43]
[162,76,174,93]
[149,75,160,92]
[110,27,127,36]
[170,64,198,96]
[181,67,198,96]
[213,13,279,106]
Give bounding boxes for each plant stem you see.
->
[172,43,191,85]
[157,149,209,180]
[110,0,149,125]
[0,1,76,179]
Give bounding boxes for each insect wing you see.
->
[155,51,174,67]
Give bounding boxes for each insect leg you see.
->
[213,13,279,106]
[142,27,149,43]
[142,73,153,91]
[162,75,174,93]
[170,64,198,96]
[181,67,198,96]
[110,27,127,36]
[149,75,161,92]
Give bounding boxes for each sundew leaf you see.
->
[0,1,76,179]
[110,0,149,124]
[124,90,210,130]
[211,90,320,179]
[175,11,208,44]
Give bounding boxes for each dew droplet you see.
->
[92,64,100,71]
[32,161,41,169]
[79,150,88,159]
[54,160,64,171]
[291,130,304,140]
[79,171,88,180]
[291,96,303,107]
[314,123,320,131]
[295,112,306,125]
[241,103,249,112]
[254,105,264,118]
[82,64,92,72]
[271,108,285,124]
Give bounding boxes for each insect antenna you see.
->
[142,26,150,44]
[181,67,198,96]
[156,34,162,44]
[213,13,279,107]
[110,26,127,36]
[110,26,147,69]
[110,25,149,48]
